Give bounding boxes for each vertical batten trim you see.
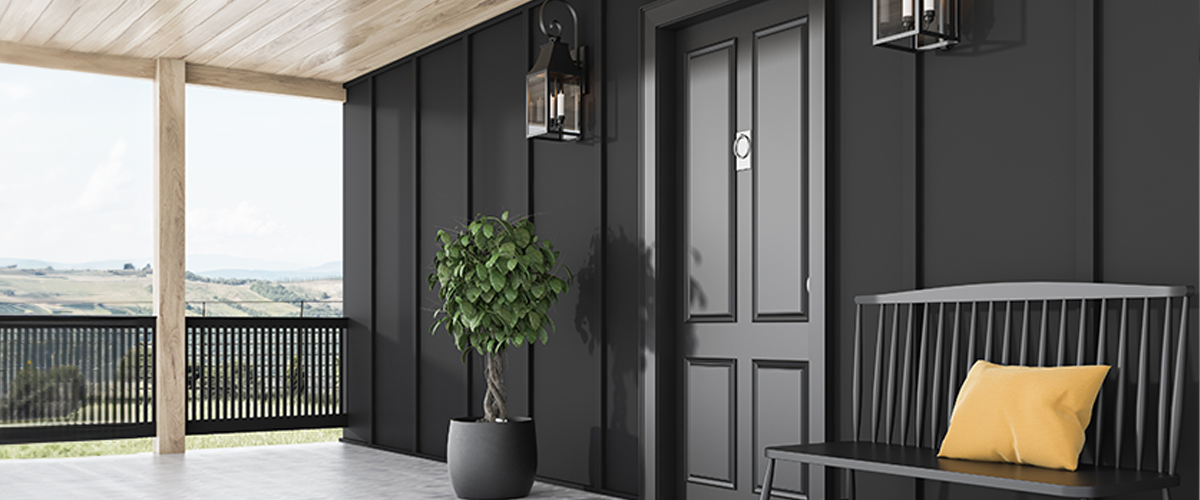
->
[411,60,423,451]
[595,0,610,488]
[368,76,379,445]
[901,53,922,289]
[524,4,537,423]
[464,34,475,418]
[1075,0,1098,281]
[153,58,187,455]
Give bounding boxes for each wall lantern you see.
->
[526,0,586,141]
[874,0,959,52]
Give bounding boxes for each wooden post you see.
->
[153,58,186,455]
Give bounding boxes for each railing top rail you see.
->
[856,282,1192,305]
[185,316,348,328]
[0,315,157,328]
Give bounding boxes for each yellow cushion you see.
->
[937,360,1110,471]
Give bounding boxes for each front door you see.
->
[674,0,817,499]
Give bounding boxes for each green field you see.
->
[0,428,342,459]
[0,268,342,317]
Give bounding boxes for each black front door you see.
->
[673,0,818,498]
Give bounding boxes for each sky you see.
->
[0,63,342,269]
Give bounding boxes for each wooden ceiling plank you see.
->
[0,40,155,79]
[122,0,235,59]
[0,0,15,29]
[221,0,378,72]
[67,0,157,52]
[280,0,444,78]
[179,0,304,66]
[19,0,84,46]
[309,0,526,81]
[99,0,198,55]
[184,62,344,101]
[45,0,132,49]
[0,0,54,42]
[195,0,333,68]
[247,0,416,77]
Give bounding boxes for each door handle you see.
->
[733,130,751,171]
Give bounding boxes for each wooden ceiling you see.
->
[0,0,528,93]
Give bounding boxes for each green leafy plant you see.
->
[427,212,571,422]
[3,363,86,420]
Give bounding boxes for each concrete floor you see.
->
[0,442,624,500]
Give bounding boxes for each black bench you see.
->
[761,282,1191,499]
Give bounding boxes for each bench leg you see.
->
[1161,488,1171,500]
[759,458,776,500]
[845,469,855,500]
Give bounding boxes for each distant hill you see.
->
[0,256,342,280]
[193,261,342,281]
[0,267,342,317]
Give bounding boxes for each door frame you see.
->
[637,0,828,498]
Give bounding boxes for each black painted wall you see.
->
[829,1,1199,500]
[342,0,647,496]
[344,0,1199,498]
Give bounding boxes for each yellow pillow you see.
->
[937,360,1110,471]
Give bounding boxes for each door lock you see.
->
[733,130,751,171]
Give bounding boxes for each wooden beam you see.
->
[185,63,345,101]
[0,40,344,101]
[153,58,187,456]
[0,40,155,79]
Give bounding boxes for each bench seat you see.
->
[765,442,1179,498]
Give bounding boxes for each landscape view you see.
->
[0,258,342,317]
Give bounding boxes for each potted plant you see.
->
[427,212,571,499]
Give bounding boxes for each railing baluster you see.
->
[1037,300,1048,367]
[1094,299,1108,465]
[900,305,917,446]
[884,304,902,444]
[1076,300,1088,366]
[871,304,887,442]
[1019,300,1030,365]
[945,303,962,439]
[930,303,945,448]
[984,302,994,363]
[1157,297,1172,473]
[852,304,863,441]
[1114,299,1128,468]
[1001,302,1012,365]
[1056,299,1068,367]
[1168,296,1188,475]
[915,304,930,447]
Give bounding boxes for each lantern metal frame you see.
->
[873,0,960,52]
[526,0,587,141]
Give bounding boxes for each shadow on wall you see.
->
[574,227,672,488]
[942,0,1027,57]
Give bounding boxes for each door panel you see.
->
[686,358,738,488]
[753,20,807,321]
[675,0,811,498]
[752,360,807,498]
[685,41,738,321]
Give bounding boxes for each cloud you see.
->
[188,202,281,238]
[0,82,31,100]
[73,138,133,211]
[4,111,27,127]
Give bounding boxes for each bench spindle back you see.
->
[849,282,1191,474]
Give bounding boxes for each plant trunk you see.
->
[483,352,507,422]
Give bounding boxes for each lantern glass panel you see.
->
[875,0,914,42]
[556,74,582,138]
[527,71,548,138]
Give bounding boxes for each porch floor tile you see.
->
[0,441,621,499]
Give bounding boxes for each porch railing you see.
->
[0,316,156,444]
[185,317,346,434]
[0,315,347,445]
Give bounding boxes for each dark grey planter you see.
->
[447,416,538,499]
